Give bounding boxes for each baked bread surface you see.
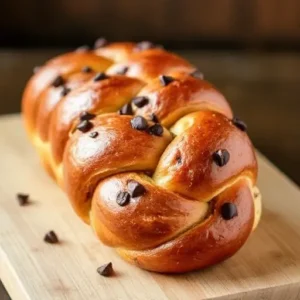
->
[22,40,261,273]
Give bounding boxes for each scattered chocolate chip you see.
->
[116,191,130,206]
[130,116,148,131]
[16,193,29,206]
[51,75,64,87]
[80,111,96,121]
[254,190,260,198]
[213,149,230,167]
[119,103,133,115]
[97,262,113,277]
[134,41,164,51]
[127,181,146,198]
[94,37,108,49]
[132,96,149,108]
[176,154,182,165]
[82,66,93,73]
[221,203,238,220]
[94,72,108,82]
[148,123,163,136]
[116,66,129,75]
[44,230,59,244]
[135,41,155,51]
[76,120,93,133]
[75,45,90,52]
[159,75,174,86]
[89,131,98,138]
[232,117,247,132]
[33,66,41,74]
[61,86,71,97]
[149,113,159,123]
[190,70,204,80]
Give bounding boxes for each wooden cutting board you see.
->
[0,114,299,300]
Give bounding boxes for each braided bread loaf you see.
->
[22,40,262,273]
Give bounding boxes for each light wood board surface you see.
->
[0,114,299,300]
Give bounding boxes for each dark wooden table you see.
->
[0,48,299,299]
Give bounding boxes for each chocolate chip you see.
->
[254,191,260,198]
[127,181,146,198]
[89,131,98,138]
[116,191,130,206]
[213,149,230,167]
[176,154,182,165]
[135,41,155,51]
[16,193,29,206]
[116,66,129,75]
[94,37,108,49]
[132,96,149,108]
[76,120,93,133]
[97,262,113,277]
[61,86,71,97]
[159,75,174,86]
[221,203,238,220]
[75,45,90,52]
[190,70,204,80]
[134,41,164,51]
[44,231,59,244]
[80,111,96,121]
[51,75,64,87]
[144,170,153,176]
[148,123,163,136]
[33,66,41,74]
[119,103,133,115]
[232,117,247,132]
[82,66,93,73]
[94,72,108,82]
[149,113,159,123]
[130,116,148,131]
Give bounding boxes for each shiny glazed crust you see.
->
[22,41,262,273]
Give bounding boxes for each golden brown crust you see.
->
[63,114,172,222]
[95,42,136,62]
[118,179,254,273]
[36,72,94,142]
[107,49,195,82]
[22,51,112,137]
[90,172,209,250]
[133,73,233,127]
[154,111,257,200]
[49,75,144,164]
[22,41,261,273]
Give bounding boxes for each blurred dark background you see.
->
[2,0,300,49]
[0,0,299,187]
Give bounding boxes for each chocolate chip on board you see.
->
[97,262,113,277]
[16,193,29,206]
[44,230,59,244]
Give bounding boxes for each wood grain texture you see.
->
[0,115,299,300]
